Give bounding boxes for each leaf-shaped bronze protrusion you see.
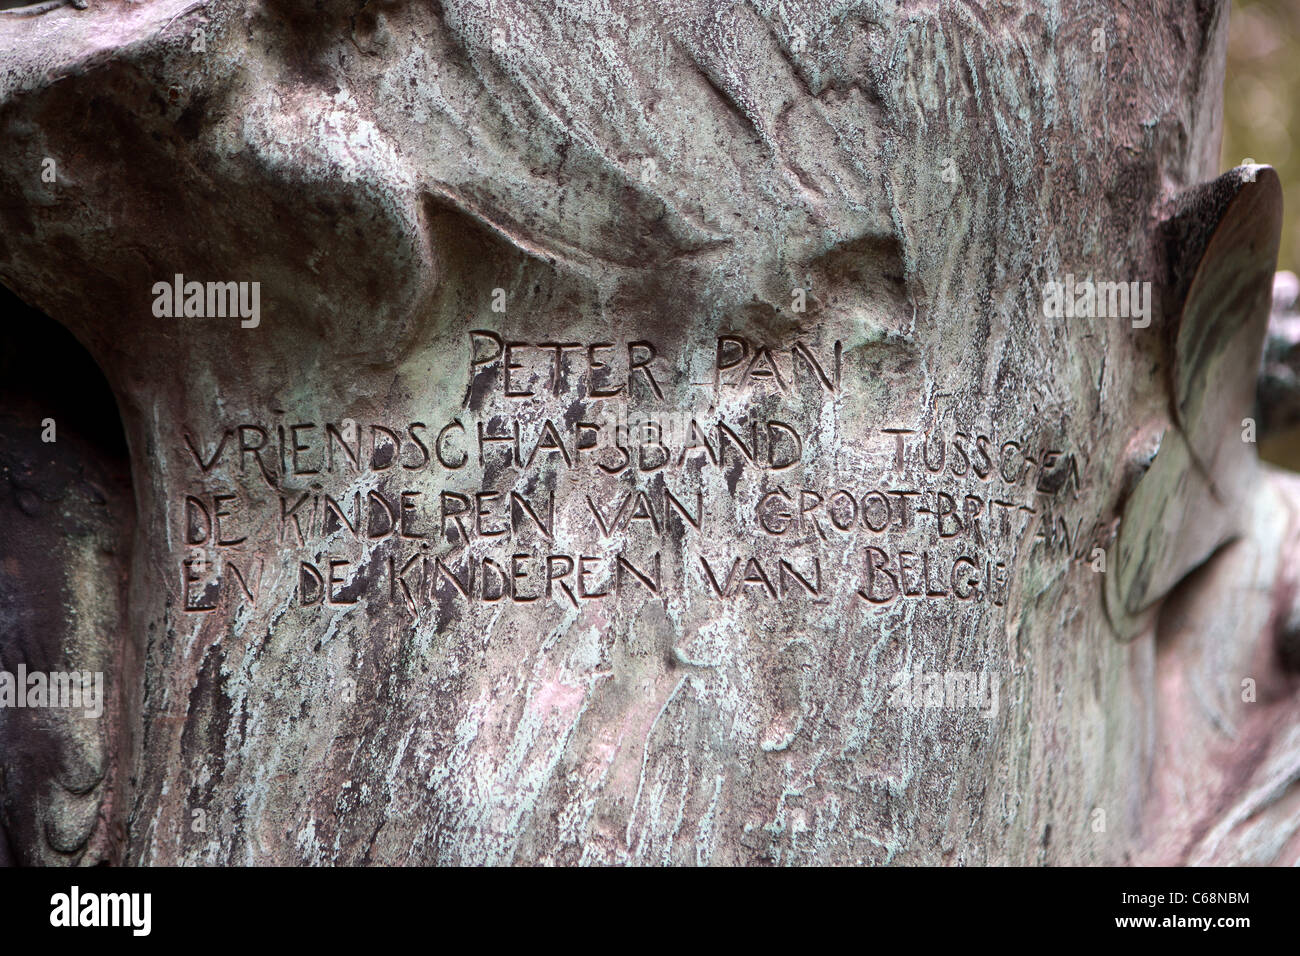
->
[1105,165,1283,640]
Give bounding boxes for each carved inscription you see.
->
[173,333,1092,622]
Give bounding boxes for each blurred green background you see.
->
[1224,0,1300,469]
[1223,0,1298,274]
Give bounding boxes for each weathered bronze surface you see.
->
[0,0,1297,866]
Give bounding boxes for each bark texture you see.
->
[0,0,1297,865]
